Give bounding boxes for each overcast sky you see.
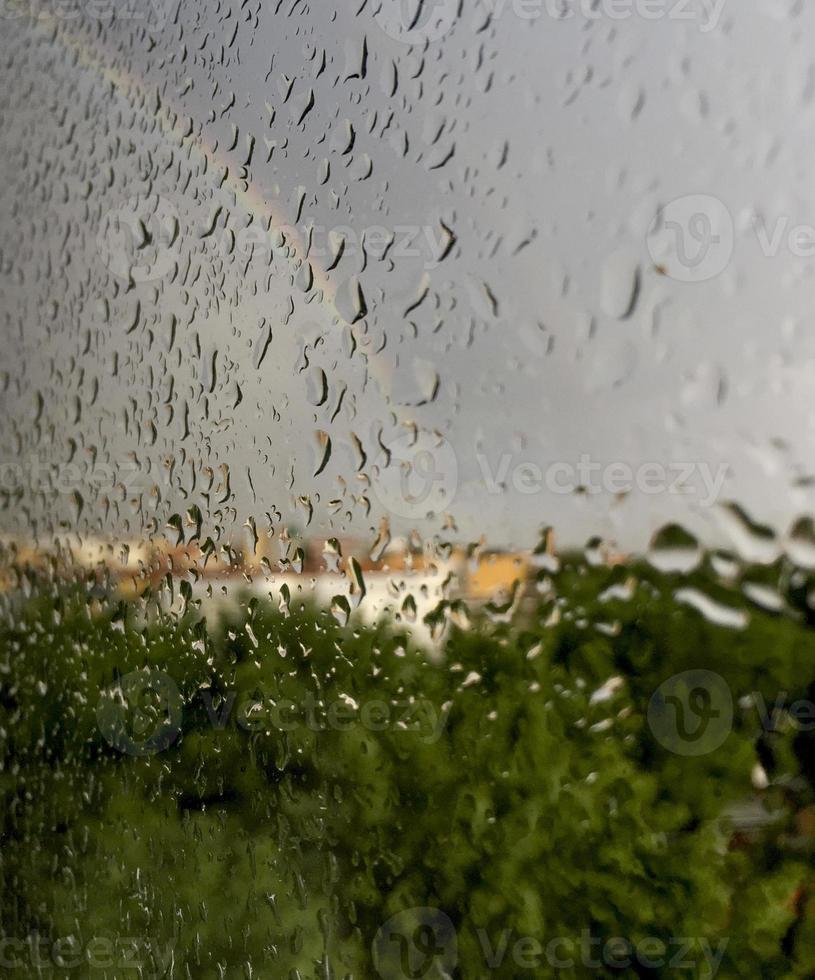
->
[2,0,815,554]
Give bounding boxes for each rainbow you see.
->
[19,4,396,395]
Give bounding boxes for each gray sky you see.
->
[2,0,815,554]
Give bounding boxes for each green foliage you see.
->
[2,553,815,977]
